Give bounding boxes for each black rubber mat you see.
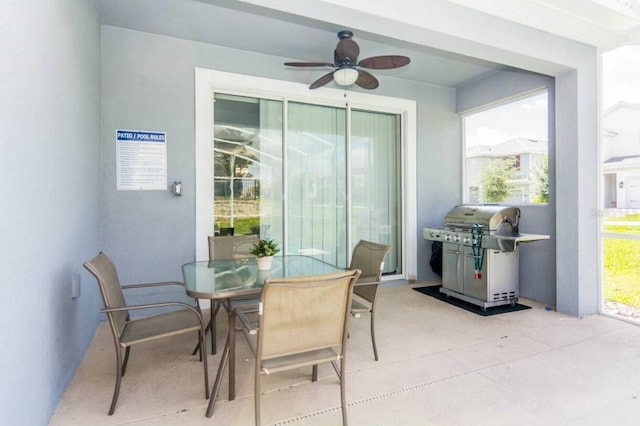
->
[412,285,531,316]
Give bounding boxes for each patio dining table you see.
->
[181,255,345,417]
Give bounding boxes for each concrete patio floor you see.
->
[51,283,640,425]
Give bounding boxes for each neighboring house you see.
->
[602,102,640,208]
[466,138,548,204]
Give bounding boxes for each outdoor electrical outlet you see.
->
[71,275,80,299]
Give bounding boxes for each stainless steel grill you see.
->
[423,205,549,309]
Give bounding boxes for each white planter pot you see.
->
[256,256,274,271]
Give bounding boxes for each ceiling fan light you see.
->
[333,68,359,86]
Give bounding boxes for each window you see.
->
[196,69,417,278]
[463,91,549,205]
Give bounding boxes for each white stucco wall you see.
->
[0,1,103,423]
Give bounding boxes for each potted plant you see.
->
[250,238,280,270]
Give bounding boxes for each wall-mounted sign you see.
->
[116,129,167,190]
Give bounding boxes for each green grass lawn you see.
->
[603,215,640,308]
[215,217,260,235]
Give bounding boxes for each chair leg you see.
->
[255,366,261,426]
[199,326,210,400]
[191,326,207,355]
[109,346,124,415]
[312,364,318,382]
[192,300,221,356]
[370,310,378,361]
[121,346,131,376]
[339,356,348,425]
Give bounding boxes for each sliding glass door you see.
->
[210,92,402,275]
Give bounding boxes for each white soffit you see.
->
[443,0,640,48]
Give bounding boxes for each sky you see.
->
[464,92,548,148]
[603,44,640,110]
[465,44,640,148]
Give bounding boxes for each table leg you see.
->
[229,305,236,401]
[205,334,229,418]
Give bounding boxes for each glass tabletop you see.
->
[181,255,345,299]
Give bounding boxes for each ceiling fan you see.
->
[284,30,410,90]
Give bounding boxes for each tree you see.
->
[481,157,516,203]
[533,155,549,203]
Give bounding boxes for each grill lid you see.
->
[444,205,520,232]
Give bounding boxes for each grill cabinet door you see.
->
[442,242,463,293]
[462,246,488,301]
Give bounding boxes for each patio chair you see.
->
[349,240,392,361]
[217,227,235,236]
[204,234,259,354]
[235,269,361,426]
[208,235,258,261]
[83,252,209,415]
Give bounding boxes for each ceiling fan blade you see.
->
[357,55,410,69]
[285,61,335,68]
[355,70,379,90]
[309,71,335,89]
[335,39,360,64]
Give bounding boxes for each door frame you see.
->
[194,67,417,281]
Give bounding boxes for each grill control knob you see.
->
[453,235,461,242]
[444,235,451,241]
[463,237,471,244]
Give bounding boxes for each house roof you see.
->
[467,137,548,158]
[604,154,640,164]
[603,100,640,117]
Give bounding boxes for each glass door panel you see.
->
[351,110,402,274]
[286,102,347,266]
[213,94,283,242]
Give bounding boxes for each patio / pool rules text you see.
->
[116,130,167,190]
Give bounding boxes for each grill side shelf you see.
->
[481,233,549,252]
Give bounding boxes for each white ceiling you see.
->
[98,0,640,89]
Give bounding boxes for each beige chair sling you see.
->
[349,240,392,361]
[83,252,209,415]
[204,234,259,354]
[235,269,361,425]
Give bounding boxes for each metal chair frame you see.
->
[236,269,361,425]
[349,240,392,361]
[201,235,259,355]
[84,252,209,415]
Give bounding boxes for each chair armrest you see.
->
[122,281,185,289]
[101,301,203,321]
[354,276,381,286]
[234,307,258,335]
